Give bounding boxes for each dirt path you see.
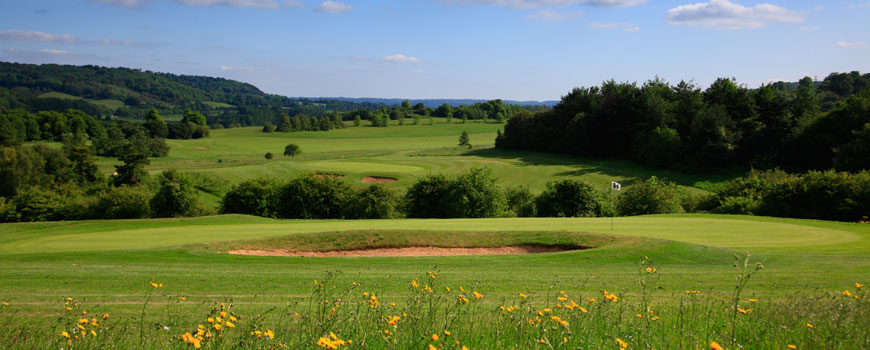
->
[228,245,573,257]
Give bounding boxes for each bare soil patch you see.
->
[362,176,397,183]
[228,245,575,257]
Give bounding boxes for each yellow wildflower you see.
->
[432,333,439,341]
[711,341,724,350]
[788,346,797,349]
[616,338,628,349]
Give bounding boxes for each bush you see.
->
[616,177,685,216]
[219,178,281,217]
[535,178,605,217]
[265,152,274,159]
[350,183,399,219]
[7,187,81,222]
[262,123,275,133]
[150,169,202,218]
[505,186,537,217]
[403,167,506,218]
[92,185,152,219]
[403,174,452,218]
[284,144,301,157]
[275,174,355,219]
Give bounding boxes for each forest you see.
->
[496,72,870,173]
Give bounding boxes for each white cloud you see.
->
[315,1,353,13]
[812,5,823,11]
[175,0,302,8]
[89,0,151,7]
[836,41,868,49]
[665,0,805,30]
[526,9,585,21]
[39,49,68,55]
[587,21,639,31]
[383,54,420,63]
[91,0,303,8]
[0,30,78,43]
[799,25,820,31]
[0,30,152,47]
[431,0,646,9]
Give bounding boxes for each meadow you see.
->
[2,121,867,349]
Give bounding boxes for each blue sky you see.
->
[0,0,868,101]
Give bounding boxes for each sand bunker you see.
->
[362,176,397,183]
[229,245,575,257]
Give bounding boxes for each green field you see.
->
[0,214,867,348]
[38,91,126,110]
[5,122,868,349]
[95,123,727,209]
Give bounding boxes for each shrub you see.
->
[403,167,506,218]
[284,144,301,157]
[92,185,152,219]
[616,177,685,216]
[262,123,275,133]
[150,169,202,218]
[350,183,398,219]
[535,178,605,217]
[219,178,281,217]
[264,152,274,159]
[505,186,537,217]
[275,174,354,219]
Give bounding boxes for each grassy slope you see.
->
[95,124,725,202]
[0,214,867,321]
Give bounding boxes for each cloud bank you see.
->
[665,0,804,29]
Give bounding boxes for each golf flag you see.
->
[612,181,621,191]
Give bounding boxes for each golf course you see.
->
[1,121,868,349]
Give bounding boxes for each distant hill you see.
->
[320,97,559,108]
[0,61,383,121]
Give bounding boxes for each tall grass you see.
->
[0,254,866,349]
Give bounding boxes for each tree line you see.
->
[496,72,870,173]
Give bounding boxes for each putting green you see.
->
[0,215,861,254]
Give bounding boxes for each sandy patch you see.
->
[228,245,575,257]
[195,147,209,149]
[362,176,397,183]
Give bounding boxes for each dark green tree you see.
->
[284,144,301,157]
[63,132,101,185]
[150,169,201,218]
[143,108,168,138]
[181,108,207,126]
[458,131,471,148]
[536,178,605,217]
[276,113,292,132]
[112,129,151,186]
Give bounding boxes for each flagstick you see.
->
[610,187,614,232]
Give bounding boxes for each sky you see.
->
[0,0,868,101]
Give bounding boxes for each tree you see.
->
[354,115,362,127]
[276,113,292,132]
[262,122,275,133]
[150,169,201,218]
[265,152,274,159]
[458,131,471,148]
[284,144,301,157]
[616,176,685,216]
[220,178,280,217]
[401,100,411,110]
[112,129,151,186]
[181,109,207,126]
[63,132,101,185]
[275,174,354,219]
[536,178,605,217]
[143,108,168,138]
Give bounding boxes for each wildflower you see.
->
[788,346,797,349]
[179,296,186,301]
[61,331,70,338]
[579,306,588,313]
[857,283,864,289]
[543,308,552,313]
[539,339,546,344]
[444,330,451,336]
[102,313,109,319]
[550,316,569,327]
[710,341,724,350]
[587,298,596,303]
[432,333,439,341]
[213,324,222,331]
[843,290,852,297]
[428,345,437,350]
[636,314,642,318]
[473,291,483,300]
[519,293,527,298]
[652,316,661,321]
[229,315,237,322]
[90,330,97,337]
[749,299,758,302]
[616,338,628,349]
[264,330,274,339]
[384,330,391,335]
[462,347,469,350]
[604,290,618,302]
[225,321,235,328]
[806,323,814,328]
[1,302,7,306]
[207,317,214,324]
